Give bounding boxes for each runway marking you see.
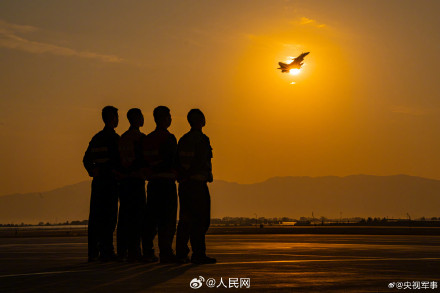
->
[217,257,440,265]
[0,269,91,278]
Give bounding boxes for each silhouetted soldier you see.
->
[83,106,120,262]
[175,109,216,264]
[117,108,147,262]
[141,106,178,263]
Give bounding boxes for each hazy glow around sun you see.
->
[289,68,301,75]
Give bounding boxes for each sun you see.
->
[289,68,301,75]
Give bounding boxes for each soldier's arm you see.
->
[204,137,214,182]
[176,142,188,182]
[188,136,211,179]
[157,134,178,173]
[169,135,178,175]
[118,139,129,170]
[83,139,98,177]
[138,136,153,180]
[111,135,125,179]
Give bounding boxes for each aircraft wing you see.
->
[278,62,288,69]
[294,52,309,63]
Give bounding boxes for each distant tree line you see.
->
[1,217,439,227]
[211,216,440,227]
[295,216,440,226]
[0,220,88,227]
[211,217,294,226]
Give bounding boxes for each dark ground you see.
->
[0,234,439,292]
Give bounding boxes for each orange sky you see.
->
[1,0,440,195]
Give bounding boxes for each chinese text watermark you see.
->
[190,276,251,289]
[388,281,438,290]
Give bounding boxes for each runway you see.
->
[0,234,439,292]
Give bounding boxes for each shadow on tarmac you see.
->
[3,261,195,292]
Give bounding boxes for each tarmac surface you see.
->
[0,234,439,292]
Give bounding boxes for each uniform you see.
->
[83,126,120,260]
[141,128,178,260]
[175,129,213,259]
[117,127,146,260]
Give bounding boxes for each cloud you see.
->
[0,20,38,34]
[0,20,123,63]
[299,17,326,28]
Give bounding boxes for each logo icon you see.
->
[190,276,205,289]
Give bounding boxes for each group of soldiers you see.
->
[83,105,216,265]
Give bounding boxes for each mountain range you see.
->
[1,175,439,224]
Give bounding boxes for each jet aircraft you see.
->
[278,52,310,73]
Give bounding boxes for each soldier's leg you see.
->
[127,180,145,260]
[93,178,109,259]
[157,181,177,258]
[116,182,129,258]
[189,182,211,258]
[122,179,136,258]
[88,180,100,260]
[108,185,119,255]
[99,178,118,258]
[201,183,211,234]
[175,182,191,258]
[141,181,159,257]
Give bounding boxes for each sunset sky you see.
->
[1,0,439,196]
